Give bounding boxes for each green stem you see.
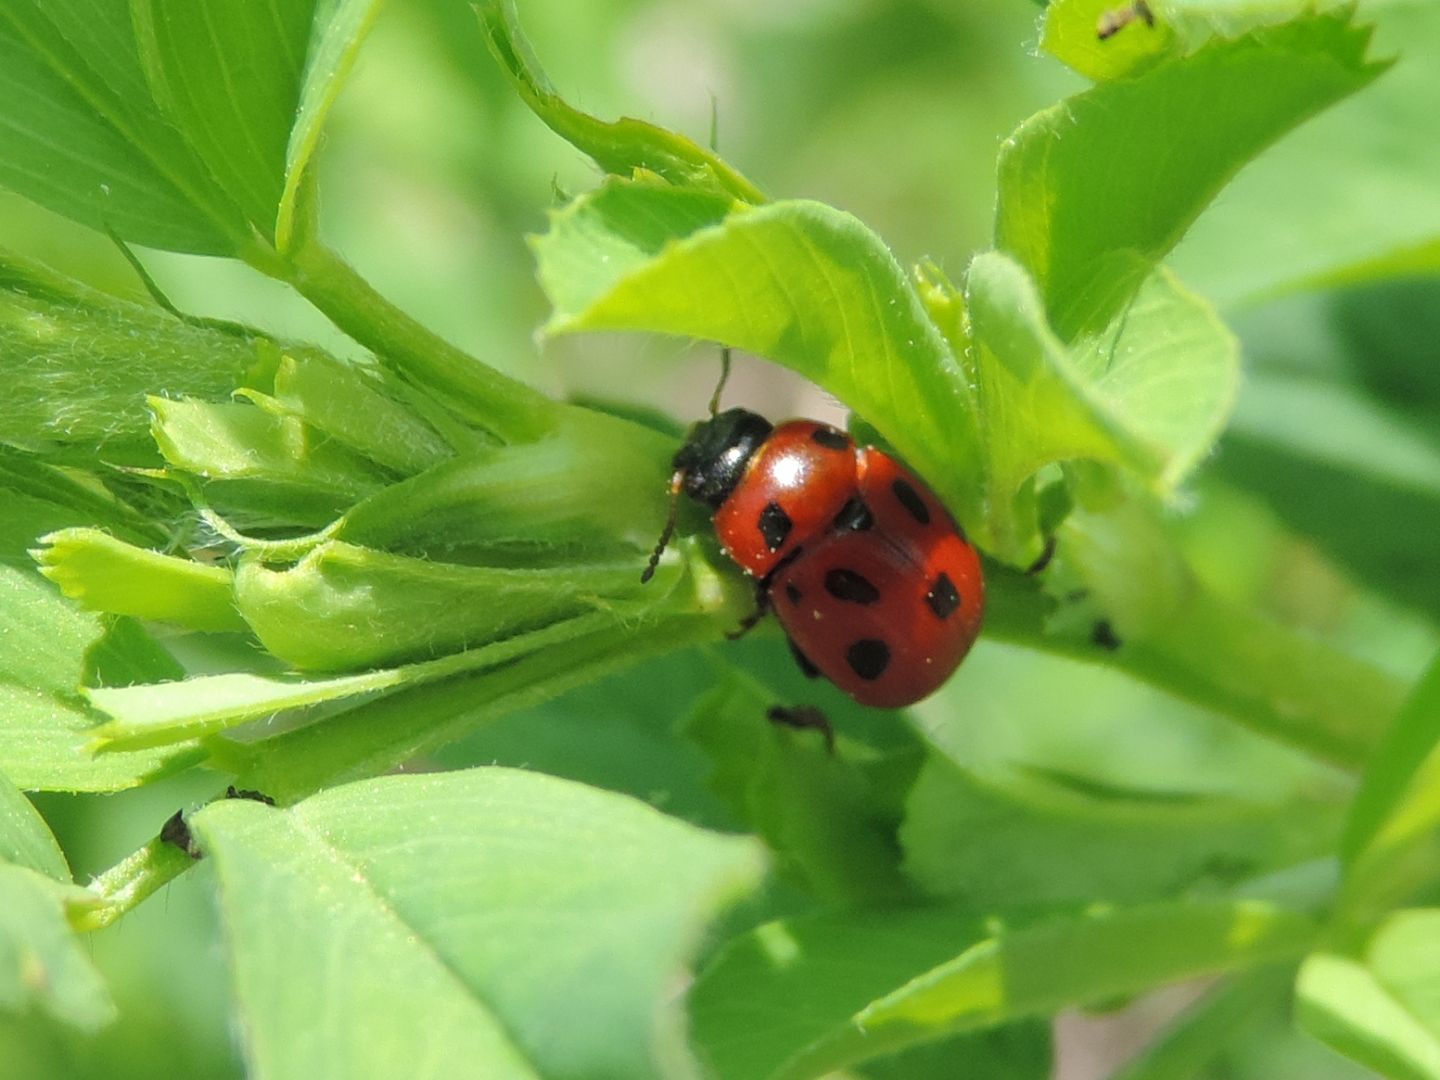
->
[278,238,558,444]
[72,837,194,932]
[983,566,1404,771]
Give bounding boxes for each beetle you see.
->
[643,406,984,708]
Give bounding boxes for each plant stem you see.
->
[279,238,558,444]
[72,837,194,932]
[983,566,1405,771]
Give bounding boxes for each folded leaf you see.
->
[534,181,983,526]
[36,528,245,634]
[477,0,764,204]
[234,541,646,670]
[965,253,1238,554]
[998,9,1384,340]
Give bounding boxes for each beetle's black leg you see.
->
[725,580,771,640]
[767,705,835,754]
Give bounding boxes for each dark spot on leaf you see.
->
[1092,620,1122,650]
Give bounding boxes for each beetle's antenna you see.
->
[708,347,732,417]
[640,469,686,584]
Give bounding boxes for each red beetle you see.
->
[644,407,984,708]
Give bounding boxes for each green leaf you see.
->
[1341,652,1440,918]
[1041,0,1179,81]
[858,1022,1052,1080]
[0,864,113,1031]
[1110,968,1292,1080]
[277,0,386,252]
[534,181,983,526]
[0,487,121,573]
[85,623,595,751]
[0,449,162,555]
[224,601,734,804]
[233,541,647,670]
[83,614,186,688]
[901,757,1343,908]
[998,8,1385,340]
[477,0,765,204]
[1217,369,1440,621]
[0,252,266,466]
[0,1,381,258]
[0,4,246,254]
[151,396,389,526]
[131,0,312,239]
[0,682,202,794]
[1043,496,1405,769]
[130,0,382,253]
[0,771,68,880]
[35,528,245,634]
[269,352,455,476]
[131,0,383,253]
[430,648,736,831]
[1368,911,1440,1047]
[87,590,734,754]
[691,899,1316,1079]
[964,253,1238,552]
[0,567,100,697]
[1299,953,1440,1080]
[190,769,766,1080]
[0,565,202,791]
[338,410,675,559]
[1298,911,1440,1080]
[681,668,921,903]
[1173,2,1440,302]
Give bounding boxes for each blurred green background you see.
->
[4,0,1437,1076]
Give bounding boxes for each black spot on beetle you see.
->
[788,638,821,679]
[758,501,793,552]
[846,638,891,681]
[1092,620,1122,650]
[784,582,802,605]
[926,572,960,620]
[891,478,931,525]
[824,568,880,605]
[831,496,874,533]
[810,427,851,451]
